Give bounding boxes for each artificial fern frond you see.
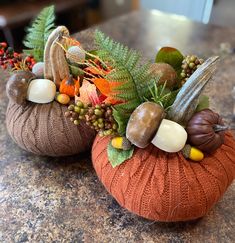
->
[95,30,159,106]
[95,30,161,135]
[23,5,55,61]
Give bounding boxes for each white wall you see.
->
[140,0,213,23]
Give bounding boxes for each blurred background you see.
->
[0,0,235,51]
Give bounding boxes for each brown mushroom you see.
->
[150,63,177,88]
[126,102,165,148]
[6,70,36,105]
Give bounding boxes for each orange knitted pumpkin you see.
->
[92,132,235,222]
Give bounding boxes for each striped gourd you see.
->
[168,56,219,125]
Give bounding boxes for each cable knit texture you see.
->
[6,100,96,157]
[92,132,235,222]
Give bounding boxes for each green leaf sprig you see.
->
[23,5,55,61]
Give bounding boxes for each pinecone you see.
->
[180,55,204,86]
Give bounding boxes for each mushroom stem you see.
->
[213,124,229,132]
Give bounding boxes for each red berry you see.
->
[0,42,7,48]
[13,52,19,58]
[25,56,31,62]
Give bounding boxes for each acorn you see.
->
[182,144,204,162]
[111,137,132,150]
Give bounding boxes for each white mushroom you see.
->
[27,79,56,104]
[151,119,187,153]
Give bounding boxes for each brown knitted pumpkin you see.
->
[92,132,235,222]
[6,100,96,157]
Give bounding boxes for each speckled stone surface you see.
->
[0,10,235,242]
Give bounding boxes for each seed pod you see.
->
[66,46,85,63]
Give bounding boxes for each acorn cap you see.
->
[121,137,132,150]
[182,144,191,159]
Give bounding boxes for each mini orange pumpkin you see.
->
[59,75,80,97]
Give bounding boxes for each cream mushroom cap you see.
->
[27,79,56,104]
[151,119,187,153]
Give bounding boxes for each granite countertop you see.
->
[0,10,235,242]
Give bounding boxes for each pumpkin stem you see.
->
[66,75,75,86]
[213,124,229,132]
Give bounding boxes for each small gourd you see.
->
[44,26,70,86]
[59,75,80,97]
[186,109,228,153]
[168,56,219,125]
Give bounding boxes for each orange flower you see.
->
[92,78,122,105]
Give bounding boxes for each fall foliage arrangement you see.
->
[3,6,235,221]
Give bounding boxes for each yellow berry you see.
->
[111,137,123,149]
[189,147,204,161]
[56,93,70,105]
[111,137,132,150]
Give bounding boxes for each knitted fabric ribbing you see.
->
[92,132,235,222]
[6,100,96,157]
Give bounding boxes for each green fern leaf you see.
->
[23,5,55,61]
[95,30,161,134]
[95,31,158,103]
